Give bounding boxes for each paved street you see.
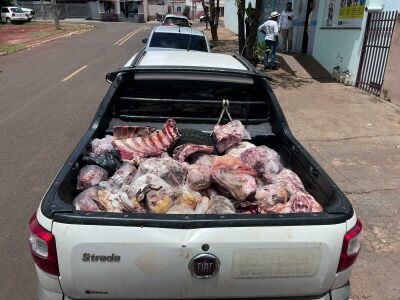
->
[0,22,151,300]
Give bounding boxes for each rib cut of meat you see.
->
[113,126,156,139]
[173,144,214,162]
[113,119,181,164]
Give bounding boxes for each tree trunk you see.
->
[51,0,61,30]
[245,0,262,60]
[209,0,218,41]
[40,0,45,20]
[237,0,245,54]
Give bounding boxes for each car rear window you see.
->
[149,32,208,52]
[163,17,189,27]
[11,7,24,13]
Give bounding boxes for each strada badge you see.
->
[82,253,121,262]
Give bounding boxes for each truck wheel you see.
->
[174,128,216,152]
[6,18,12,24]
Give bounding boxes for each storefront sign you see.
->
[323,0,366,28]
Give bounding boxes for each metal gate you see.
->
[356,11,397,96]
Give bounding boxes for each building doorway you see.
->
[301,0,319,54]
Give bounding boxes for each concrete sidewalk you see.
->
[208,25,400,299]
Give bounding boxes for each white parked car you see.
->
[21,7,35,21]
[1,6,29,23]
[162,14,191,27]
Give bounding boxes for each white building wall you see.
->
[383,0,400,11]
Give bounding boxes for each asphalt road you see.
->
[0,21,152,300]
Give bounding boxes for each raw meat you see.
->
[255,184,289,213]
[82,150,122,174]
[99,163,136,191]
[213,120,251,153]
[190,153,214,168]
[225,141,256,158]
[167,189,204,214]
[240,146,282,176]
[91,135,116,154]
[194,197,210,214]
[173,144,214,162]
[136,157,187,186]
[127,174,170,203]
[77,165,108,190]
[185,163,212,191]
[211,155,257,201]
[113,126,156,139]
[73,187,101,212]
[146,187,175,213]
[266,168,305,195]
[112,119,181,164]
[206,195,236,214]
[281,191,323,213]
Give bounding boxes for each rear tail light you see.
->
[29,214,59,275]
[337,218,362,272]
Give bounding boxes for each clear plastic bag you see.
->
[73,187,101,212]
[255,184,289,213]
[82,150,122,175]
[240,146,282,176]
[77,165,108,190]
[213,120,251,153]
[225,141,256,158]
[280,191,323,213]
[206,195,236,214]
[91,135,115,154]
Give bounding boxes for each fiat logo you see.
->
[189,253,220,279]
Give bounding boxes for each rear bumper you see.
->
[38,284,350,300]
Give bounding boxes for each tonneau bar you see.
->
[118,97,267,105]
[114,114,269,123]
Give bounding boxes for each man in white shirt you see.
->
[258,11,280,69]
[279,2,295,53]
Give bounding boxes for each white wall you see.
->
[311,0,383,84]
[224,0,255,34]
[384,0,400,11]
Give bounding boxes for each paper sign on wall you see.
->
[323,0,366,28]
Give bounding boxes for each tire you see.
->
[6,18,12,24]
[174,128,216,152]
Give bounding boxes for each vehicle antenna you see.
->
[187,25,193,51]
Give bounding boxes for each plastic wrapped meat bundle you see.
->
[128,174,170,203]
[190,153,214,168]
[225,141,256,158]
[206,195,236,214]
[91,135,116,154]
[136,157,187,186]
[255,184,289,213]
[266,168,305,196]
[213,120,251,153]
[167,188,204,214]
[82,150,122,175]
[185,163,212,191]
[99,163,137,193]
[173,144,214,162]
[211,155,257,201]
[73,187,101,212]
[146,187,175,213]
[240,146,282,176]
[280,191,323,213]
[77,165,108,190]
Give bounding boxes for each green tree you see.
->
[1,0,15,6]
[183,5,190,18]
[245,0,262,61]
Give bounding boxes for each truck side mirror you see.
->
[142,38,148,44]
[105,72,117,83]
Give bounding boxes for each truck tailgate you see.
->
[53,222,346,299]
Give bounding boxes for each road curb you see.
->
[0,26,94,57]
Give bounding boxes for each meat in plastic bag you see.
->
[146,187,175,213]
[185,163,212,191]
[73,187,101,212]
[194,197,210,214]
[265,168,305,195]
[113,126,156,139]
[166,188,204,214]
[211,155,257,201]
[206,195,236,214]
[190,153,214,168]
[173,144,214,162]
[280,191,323,213]
[91,135,116,154]
[82,150,122,175]
[225,141,256,158]
[240,146,282,176]
[213,120,251,153]
[99,163,137,193]
[128,174,170,203]
[77,165,108,190]
[255,184,289,213]
[135,157,187,186]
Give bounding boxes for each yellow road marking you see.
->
[62,65,88,82]
[114,26,144,46]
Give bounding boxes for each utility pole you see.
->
[51,0,61,30]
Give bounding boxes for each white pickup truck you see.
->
[29,51,362,300]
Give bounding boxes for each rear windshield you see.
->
[149,32,208,52]
[10,7,24,13]
[163,17,189,27]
